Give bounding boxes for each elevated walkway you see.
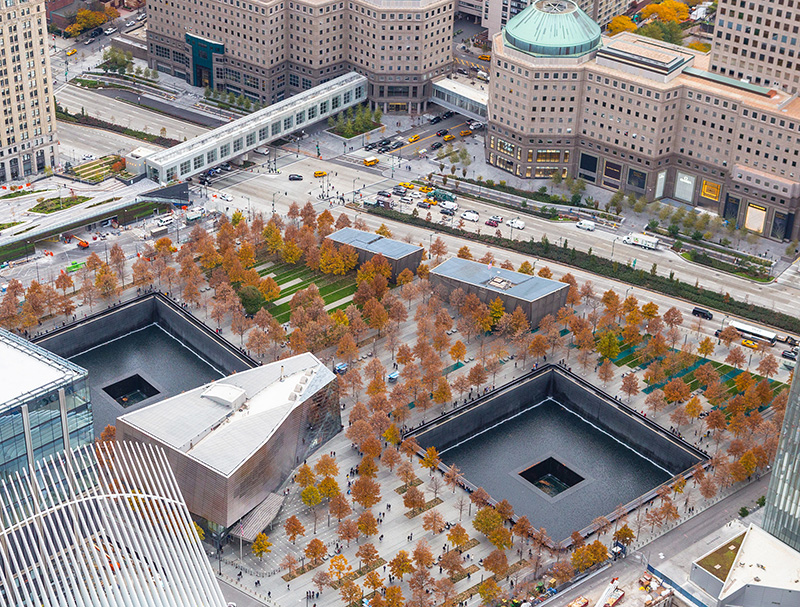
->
[145,73,368,184]
[431,75,488,122]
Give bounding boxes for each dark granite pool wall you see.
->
[415,366,702,476]
[33,293,256,375]
[550,370,701,474]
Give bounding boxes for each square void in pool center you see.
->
[520,457,584,497]
[439,398,672,541]
[103,374,160,407]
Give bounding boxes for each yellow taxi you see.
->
[742,339,759,350]
[408,134,420,143]
[314,170,327,178]
[460,129,473,137]
[425,197,437,205]
[478,54,491,61]
[398,182,414,190]
[66,48,77,56]
[419,186,433,193]
[443,134,455,142]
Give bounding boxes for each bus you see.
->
[729,320,777,346]
[363,156,379,166]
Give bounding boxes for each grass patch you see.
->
[29,196,91,214]
[394,478,423,495]
[405,497,444,518]
[0,189,46,199]
[281,561,321,582]
[450,564,480,584]
[696,533,744,581]
[0,221,22,230]
[86,197,122,208]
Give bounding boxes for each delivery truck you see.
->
[622,232,658,249]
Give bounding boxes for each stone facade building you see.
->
[0,0,58,182]
[485,0,800,241]
[145,0,453,113]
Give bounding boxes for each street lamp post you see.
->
[625,286,632,300]
[352,177,358,203]
[611,236,620,260]
[243,195,251,221]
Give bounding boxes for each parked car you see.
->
[398,182,414,189]
[400,196,414,204]
[377,190,392,197]
[417,200,431,209]
[461,210,479,222]
[490,215,503,223]
[436,129,449,137]
[289,174,303,181]
[419,186,434,193]
[219,193,233,202]
[430,116,442,124]
[782,350,798,361]
[442,110,455,118]
[390,141,403,150]
[379,138,392,146]
[126,20,136,27]
[485,219,499,227]
[104,27,117,35]
[137,12,147,20]
[440,207,455,216]
[364,142,377,151]
[506,218,526,230]
[431,141,443,150]
[457,68,469,75]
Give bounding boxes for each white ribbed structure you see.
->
[0,441,226,607]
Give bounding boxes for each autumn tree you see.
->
[621,372,640,401]
[403,485,426,512]
[329,492,352,521]
[356,543,380,570]
[249,532,271,561]
[357,510,379,539]
[351,476,381,510]
[389,550,414,580]
[664,377,690,403]
[422,509,446,535]
[608,15,636,35]
[598,358,615,386]
[305,537,327,565]
[483,549,509,577]
[285,515,306,543]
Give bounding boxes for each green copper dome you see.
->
[504,0,602,58]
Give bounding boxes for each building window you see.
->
[259,127,269,141]
[701,179,721,202]
[745,203,766,233]
[536,149,560,163]
[627,168,647,190]
[674,171,696,203]
[579,153,598,174]
[602,160,622,188]
[498,140,515,155]
[246,132,256,146]
[233,139,243,153]
[180,160,191,175]
[296,110,305,125]
[207,149,217,164]
[193,155,204,170]
[534,167,558,178]
[284,116,293,130]
[272,122,281,136]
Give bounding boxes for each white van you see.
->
[157,215,174,227]
[439,200,459,212]
[576,220,596,231]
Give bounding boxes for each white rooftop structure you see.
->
[0,328,86,409]
[720,524,800,600]
[118,352,336,477]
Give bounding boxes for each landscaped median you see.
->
[363,205,800,335]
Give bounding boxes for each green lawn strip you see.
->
[0,189,47,200]
[272,265,316,283]
[0,221,22,230]
[86,197,122,208]
[404,497,444,519]
[29,196,91,214]
[394,478,423,495]
[319,282,357,304]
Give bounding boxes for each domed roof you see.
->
[504,0,602,58]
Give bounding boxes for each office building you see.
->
[326,226,424,280]
[0,328,93,481]
[430,256,569,327]
[763,369,800,550]
[709,0,800,94]
[146,0,453,113]
[0,441,226,607]
[117,352,340,535]
[482,0,631,39]
[485,0,800,241]
[0,0,58,183]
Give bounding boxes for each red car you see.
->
[485,219,499,227]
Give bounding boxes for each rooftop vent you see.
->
[487,275,514,290]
